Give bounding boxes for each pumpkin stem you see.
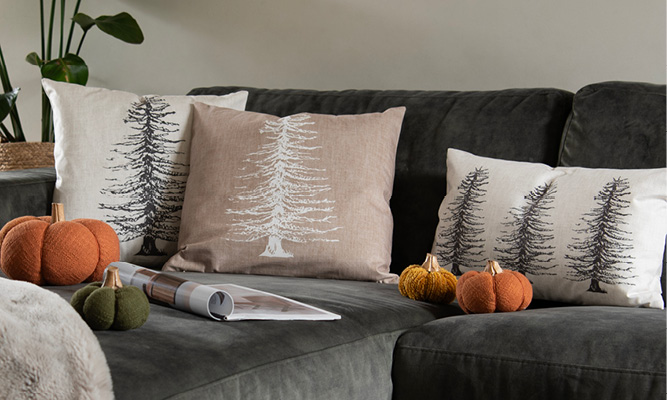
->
[422,253,441,273]
[484,260,503,276]
[102,266,123,290]
[51,203,65,224]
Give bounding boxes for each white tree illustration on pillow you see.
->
[226,115,341,258]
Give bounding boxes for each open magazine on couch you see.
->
[109,262,341,321]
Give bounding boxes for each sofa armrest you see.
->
[0,167,56,226]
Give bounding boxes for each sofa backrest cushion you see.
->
[0,168,55,227]
[559,81,666,169]
[188,86,574,274]
[558,81,667,302]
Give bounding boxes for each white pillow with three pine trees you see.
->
[43,79,248,268]
[432,148,666,308]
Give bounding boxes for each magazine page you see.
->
[211,284,341,321]
[108,262,340,321]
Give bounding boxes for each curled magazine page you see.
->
[210,284,341,321]
[111,262,233,320]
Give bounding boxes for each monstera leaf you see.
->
[40,54,89,85]
[73,12,144,44]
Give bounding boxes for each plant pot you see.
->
[0,142,55,171]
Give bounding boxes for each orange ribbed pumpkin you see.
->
[456,260,532,314]
[0,203,119,285]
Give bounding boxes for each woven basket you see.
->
[0,142,55,171]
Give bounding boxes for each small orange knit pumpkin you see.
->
[456,260,532,314]
[399,253,457,304]
[0,203,119,285]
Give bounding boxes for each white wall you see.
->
[1,0,664,142]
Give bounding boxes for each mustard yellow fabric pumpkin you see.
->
[399,253,457,304]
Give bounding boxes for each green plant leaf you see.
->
[25,52,43,66]
[41,54,89,85]
[94,12,144,44]
[72,12,96,32]
[0,88,19,124]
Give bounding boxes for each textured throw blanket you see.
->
[0,277,113,399]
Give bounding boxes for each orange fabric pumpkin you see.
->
[0,203,119,285]
[456,260,532,314]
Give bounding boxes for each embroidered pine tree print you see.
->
[494,181,557,276]
[565,177,635,293]
[436,167,489,275]
[100,96,187,256]
[226,115,340,258]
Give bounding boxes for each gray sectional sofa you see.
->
[0,81,664,399]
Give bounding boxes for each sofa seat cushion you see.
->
[392,306,666,400]
[47,272,463,400]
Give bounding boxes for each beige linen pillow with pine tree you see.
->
[164,104,406,283]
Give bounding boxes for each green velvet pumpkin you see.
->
[71,266,150,330]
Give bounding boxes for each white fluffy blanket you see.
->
[0,277,114,399]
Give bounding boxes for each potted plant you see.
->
[0,44,47,171]
[0,0,143,170]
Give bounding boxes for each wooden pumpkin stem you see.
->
[422,253,441,273]
[51,203,65,224]
[484,260,503,276]
[102,266,123,290]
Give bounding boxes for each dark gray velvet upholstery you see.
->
[559,81,666,169]
[392,305,666,400]
[189,86,573,274]
[47,273,463,400]
[0,167,55,226]
[1,81,664,400]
